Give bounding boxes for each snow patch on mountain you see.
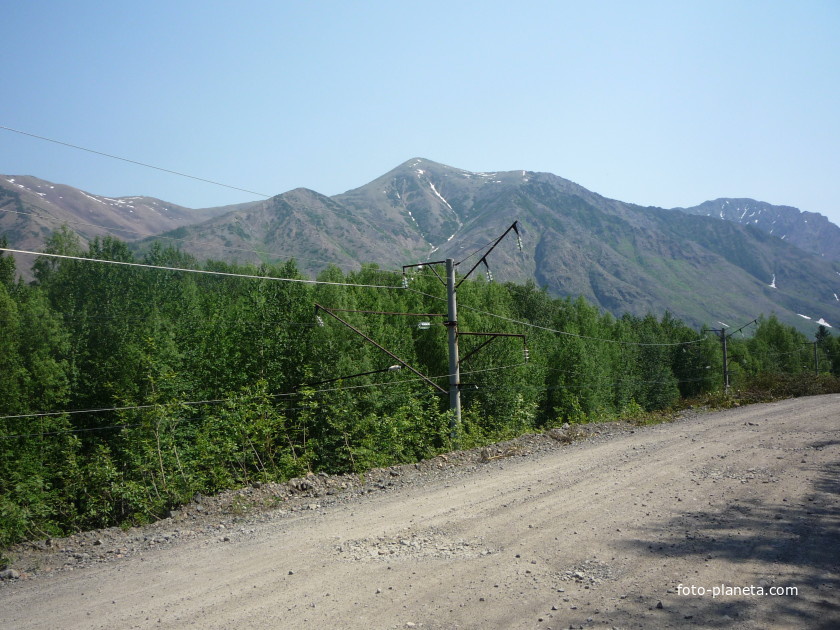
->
[428,181,452,211]
[80,191,106,205]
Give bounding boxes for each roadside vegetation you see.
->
[2,231,838,549]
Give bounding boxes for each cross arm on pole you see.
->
[402,260,447,287]
[456,221,522,289]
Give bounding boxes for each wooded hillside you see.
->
[2,230,838,549]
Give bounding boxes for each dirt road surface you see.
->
[2,395,839,629]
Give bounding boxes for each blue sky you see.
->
[2,1,839,226]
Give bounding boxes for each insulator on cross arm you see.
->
[513,222,523,252]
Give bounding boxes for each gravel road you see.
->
[2,395,838,629]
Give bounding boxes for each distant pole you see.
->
[446,258,461,441]
[705,319,756,394]
[814,341,819,375]
[721,330,730,392]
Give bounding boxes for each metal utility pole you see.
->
[312,222,526,446]
[703,319,756,393]
[445,258,461,438]
[402,221,526,441]
[721,330,730,392]
[702,327,730,392]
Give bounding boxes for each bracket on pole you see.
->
[456,221,521,289]
[458,332,527,365]
[314,303,447,394]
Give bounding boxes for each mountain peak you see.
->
[3,162,838,333]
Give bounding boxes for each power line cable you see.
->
[403,285,705,347]
[0,204,400,275]
[474,356,715,386]
[458,301,706,347]
[0,402,332,439]
[535,362,716,383]
[0,205,275,257]
[1,183,468,284]
[472,375,717,395]
[1,125,270,198]
[1,365,717,441]
[455,236,503,265]
[0,397,230,421]
[0,422,146,440]
[0,128,442,255]
[0,247,404,289]
[0,361,526,429]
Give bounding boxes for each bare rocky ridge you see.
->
[679,198,840,263]
[1,396,838,629]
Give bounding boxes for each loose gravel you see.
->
[2,397,837,630]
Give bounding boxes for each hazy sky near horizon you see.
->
[2,1,839,226]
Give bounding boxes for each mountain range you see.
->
[2,160,838,333]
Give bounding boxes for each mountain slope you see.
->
[454,174,839,331]
[0,175,240,251]
[135,187,415,271]
[3,162,838,333]
[143,158,838,331]
[676,198,840,262]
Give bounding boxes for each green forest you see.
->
[2,230,839,549]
